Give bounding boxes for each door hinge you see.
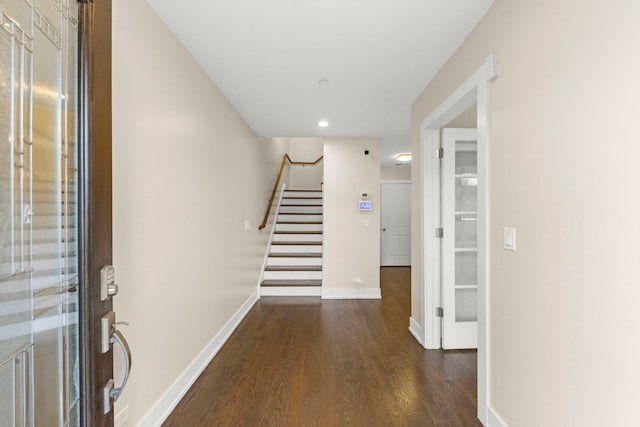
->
[435,148,444,159]
[435,228,443,238]
[436,307,444,318]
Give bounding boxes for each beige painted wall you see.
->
[381,166,411,181]
[444,104,477,128]
[112,0,286,424]
[323,138,380,293]
[288,137,324,189]
[411,0,640,425]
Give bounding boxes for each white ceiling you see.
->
[146,0,494,166]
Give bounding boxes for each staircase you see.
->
[260,189,323,296]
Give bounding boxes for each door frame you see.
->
[380,180,411,267]
[78,1,114,426]
[417,54,497,425]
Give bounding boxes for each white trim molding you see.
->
[417,53,498,426]
[488,407,508,427]
[114,405,128,427]
[137,290,259,427]
[409,317,424,346]
[322,288,382,299]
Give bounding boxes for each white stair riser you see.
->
[284,191,322,198]
[275,223,323,232]
[281,199,322,205]
[276,214,322,222]
[269,245,322,253]
[260,286,322,297]
[267,257,322,266]
[263,270,322,280]
[272,234,322,242]
[279,206,322,214]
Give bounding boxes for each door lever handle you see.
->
[110,329,132,401]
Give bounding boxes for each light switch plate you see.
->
[503,227,516,251]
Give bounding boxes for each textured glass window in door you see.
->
[0,0,79,425]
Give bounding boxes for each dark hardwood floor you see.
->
[163,267,481,426]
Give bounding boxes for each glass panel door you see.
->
[0,0,79,425]
[441,128,478,350]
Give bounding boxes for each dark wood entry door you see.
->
[0,0,115,426]
[78,1,116,426]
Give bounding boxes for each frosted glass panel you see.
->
[455,288,477,322]
[455,214,477,248]
[455,251,477,286]
[455,145,477,175]
[455,177,477,212]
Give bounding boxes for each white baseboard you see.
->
[137,290,259,427]
[114,405,128,427]
[322,287,382,299]
[487,407,508,427]
[260,286,322,296]
[409,317,424,346]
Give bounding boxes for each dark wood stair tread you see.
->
[280,204,323,207]
[271,241,322,246]
[265,265,322,271]
[261,279,322,287]
[282,196,322,199]
[285,190,322,192]
[277,221,323,225]
[268,252,322,258]
[274,230,322,235]
[278,212,322,215]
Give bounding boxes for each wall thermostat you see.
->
[359,200,372,211]
[359,193,372,211]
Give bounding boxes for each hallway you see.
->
[163,268,480,426]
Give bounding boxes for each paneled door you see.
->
[380,182,411,266]
[0,0,115,426]
[441,128,478,350]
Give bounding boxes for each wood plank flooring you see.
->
[163,267,481,427]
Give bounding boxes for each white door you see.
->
[441,129,478,349]
[380,182,411,266]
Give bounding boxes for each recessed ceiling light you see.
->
[396,153,412,162]
[318,79,329,86]
[318,120,329,128]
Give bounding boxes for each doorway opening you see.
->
[414,54,498,425]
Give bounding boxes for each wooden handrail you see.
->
[258,154,324,230]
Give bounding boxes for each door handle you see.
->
[101,315,132,413]
[110,329,132,401]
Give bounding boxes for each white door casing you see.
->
[381,182,411,266]
[413,53,498,425]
